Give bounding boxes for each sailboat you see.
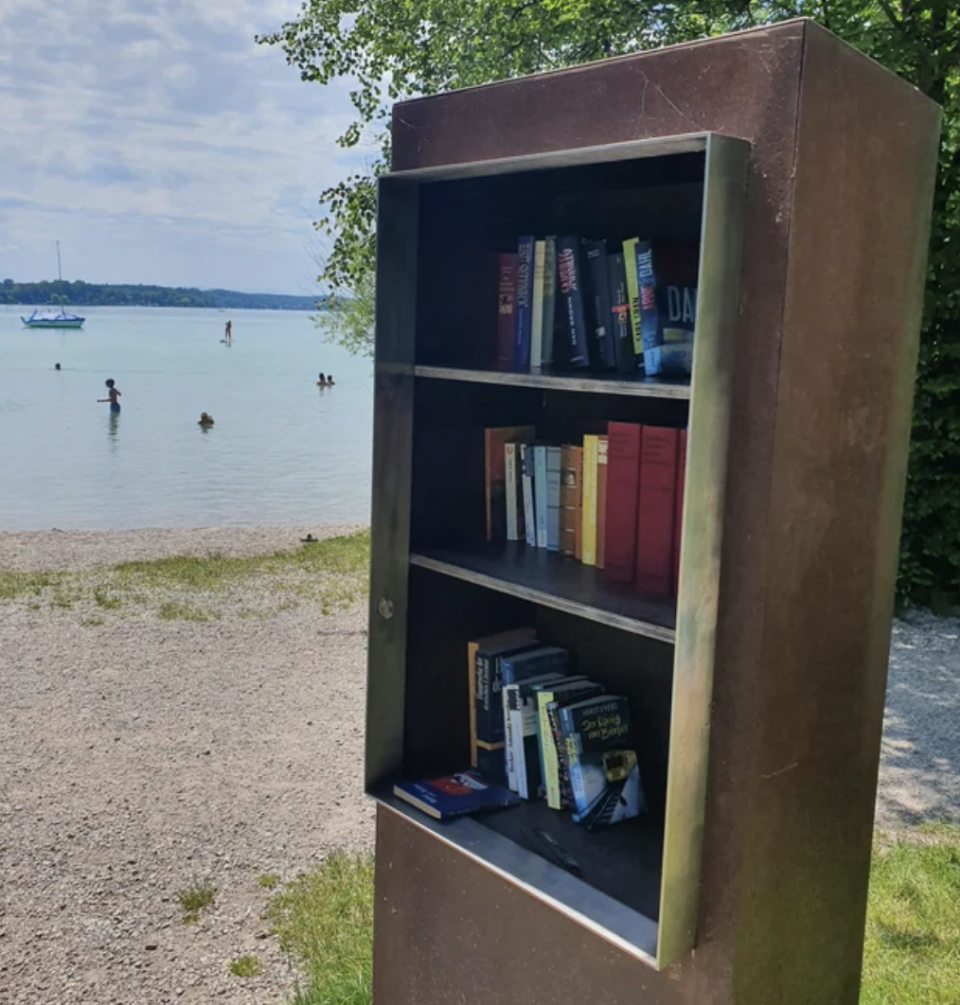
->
[21,241,85,329]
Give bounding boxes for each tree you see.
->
[260,0,959,603]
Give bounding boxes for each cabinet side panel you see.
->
[735,24,941,1005]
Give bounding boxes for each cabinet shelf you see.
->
[410,544,677,642]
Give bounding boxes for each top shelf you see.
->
[414,366,691,401]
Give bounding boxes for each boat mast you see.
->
[56,240,62,283]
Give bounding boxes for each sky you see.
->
[0,0,371,294]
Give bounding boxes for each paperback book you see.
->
[394,771,520,821]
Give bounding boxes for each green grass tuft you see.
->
[93,586,123,610]
[176,882,217,921]
[80,615,105,628]
[228,954,264,977]
[257,872,281,889]
[158,601,218,622]
[0,570,58,600]
[268,851,374,1005]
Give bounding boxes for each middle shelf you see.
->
[410,543,677,642]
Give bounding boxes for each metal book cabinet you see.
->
[364,20,940,1005]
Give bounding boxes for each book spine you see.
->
[674,428,687,594]
[583,239,616,369]
[596,435,608,570]
[548,702,575,809]
[520,697,542,799]
[504,443,520,542]
[520,444,537,548]
[558,706,585,812]
[556,235,590,368]
[514,236,535,370]
[622,238,644,366]
[546,446,561,552]
[559,445,579,558]
[635,240,659,354]
[534,446,548,548]
[644,342,694,378]
[540,237,557,366]
[604,422,642,583]
[607,252,635,375]
[468,641,479,768]
[581,435,599,566]
[538,694,563,809]
[574,445,583,561]
[530,239,546,370]
[497,253,518,371]
[635,425,679,595]
[503,685,517,791]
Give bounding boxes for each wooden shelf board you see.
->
[414,365,691,400]
[410,544,676,642]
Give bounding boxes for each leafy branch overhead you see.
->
[259,0,959,605]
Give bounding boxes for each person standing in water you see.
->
[225,320,232,342]
[98,379,122,413]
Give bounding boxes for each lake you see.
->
[0,306,373,531]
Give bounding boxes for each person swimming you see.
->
[198,412,215,426]
[98,379,122,412]
[316,371,326,386]
[326,374,335,386]
[55,363,61,371]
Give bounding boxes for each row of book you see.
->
[485,422,687,597]
[497,236,698,378]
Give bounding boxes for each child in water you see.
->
[98,379,122,412]
[198,412,215,426]
[316,372,326,386]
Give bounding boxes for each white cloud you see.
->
[0,0,374,293]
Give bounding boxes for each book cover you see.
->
[635,425,679,596]
[673,428,688,594]
[537,679,604,809]
[635,241,699,376]
[509,672,568,799]
[520,443,537,548]
[485,426,536,542]
[504,442,522,542]
[603,422,642,583]
[530,239,546,370]
[583,239,616,370]
[546,446,561,552]
[596,435,609,570]
[540,237,557,367]
[514,236,535,370]
[393,771,520,821]
[556,235,590,369]
[559,445,582,559]
[622,238,644,366]
[496,253,518,371]
[534,445,548,549]
[607,251,636,375]
[581,435,599,566]
[529,675,587,799]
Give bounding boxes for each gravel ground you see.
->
[0,528,957,1003]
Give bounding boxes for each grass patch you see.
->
[93,586,123,610]
[157,601,219,622]
[0,570,59,600]
[257,872,281,889]
[269,851,374,1005]
[228,954,264,977]
[176,883,217,923]
[80,615,105,628]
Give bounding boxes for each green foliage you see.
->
[229,954,265,977]
[176,882,217,923]
[261,0,959,603]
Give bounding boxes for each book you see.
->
[530,239,546,370]
[596,435,609,570]
[622,238,644,366]
[534,445,548,548]
[603,422,643,583]
[546,446,562,552]
[504,442,522,542]
[507,672,568,799]
[583,239,616,370]
[607,251,636,375]
[520,443,537,548]
[635,241,699,377]
[496,253,518,371]
[514,236,535,370]
[485,426,535,542]
[673,428,687,594]
[540,237,557,367]
[559,445,582,559]
[635,425,679,595]
[556,235,590,369]
[394,771,520,821]
[538,680,604,809]
[581,435,599,566]
[468,628,536,769]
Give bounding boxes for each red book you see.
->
[603,423,642,583]
[673,429,688,594]
[596,434,608,569]
[485,426,536,541]
[497,254,518,371]
[635,426,679,596]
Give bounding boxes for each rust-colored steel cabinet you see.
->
[364,18,940,1005]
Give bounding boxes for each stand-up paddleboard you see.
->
[220,340,234,344]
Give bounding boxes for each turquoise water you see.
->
[0,306,373,531]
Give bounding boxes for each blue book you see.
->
[546,446,561,552]
[514,236,535,370]
[394,771,520,821]
[534,445,548,548]
[501,646,569,688]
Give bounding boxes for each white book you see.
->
[505,442,520,541]
[503,685,518,791]
[530,240,546,371]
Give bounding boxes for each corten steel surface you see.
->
[369,18,940,1005]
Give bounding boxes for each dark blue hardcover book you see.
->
[607,252,636,375]
[514,236,536,370]
[635,241,699,377]
[393,770,520,820]
[556,235,590,369]
[583,239,616,370]
[500,646,569,688]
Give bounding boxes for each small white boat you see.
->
[21,308,85,329]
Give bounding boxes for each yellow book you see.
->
[581,434,599,566]
[622,238,643,356]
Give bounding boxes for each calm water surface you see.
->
[0,306,373,530]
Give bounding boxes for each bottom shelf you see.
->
[371,787,662,967]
